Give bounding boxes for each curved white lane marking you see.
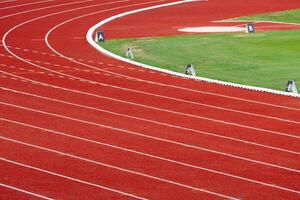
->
[0,157,148,200]
[0,183,53,200]
[0,0,93,20]
[86,0,300,98]
[0,0,55,10]
[2,86,299,156]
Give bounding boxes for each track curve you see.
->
[1,0,300,199]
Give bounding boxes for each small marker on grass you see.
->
[185,64,196,76]
[125,48,134,59]
[285,80,298,94]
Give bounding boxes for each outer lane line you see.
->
[0,0,55,10]
[0,183,54,200]
[1,118,300,195]
[1,86,300,156]
[0,0,17,4]
[1,101,300,174]
[0,0,94,20]
[0,138,238,200]
[0,158,148,200]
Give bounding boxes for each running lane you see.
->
[1,0,300,199]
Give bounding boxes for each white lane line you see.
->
[1,118,300,194]
[0,0,17,4]
[0,183,53,200]
[0,137,239,199]
[0,0,93,20]
[1,101,300,174]
[0,0,55,10]
[1,67,300,142]
[1,86,299,156]
[0,158,148,200]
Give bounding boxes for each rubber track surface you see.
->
[1,0,300,199]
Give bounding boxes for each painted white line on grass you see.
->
[0,157,148,200]
[0,183,53,200]
[1,86,299,156]
[1,101,300,174]
[1,118,300,194]
[86,0,300,99]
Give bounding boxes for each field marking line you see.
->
[0,0,94,20]
[1,86,300,156]
[1,101,300,174]
[0,183,53,200]
[86,0,300,99]
[0,138,239,200]
[0,0,55,10]
[2,0,298,151]
[0,158,148,200]
[1,118,300,194]
[44,8,300,125]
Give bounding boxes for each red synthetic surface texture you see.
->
[0,0,300,199]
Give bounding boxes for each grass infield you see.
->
[100,9,300,91]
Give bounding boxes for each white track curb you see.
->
[86,0,300,98]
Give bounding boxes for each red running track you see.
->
[0,0,300,199]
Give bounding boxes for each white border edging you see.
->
[86,0,300,98]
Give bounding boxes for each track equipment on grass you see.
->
[285,80,298,94]
[185,64,196,76]
[246,24,255,33]
[125,48,134,59]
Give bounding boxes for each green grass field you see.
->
[100,9,300,91]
